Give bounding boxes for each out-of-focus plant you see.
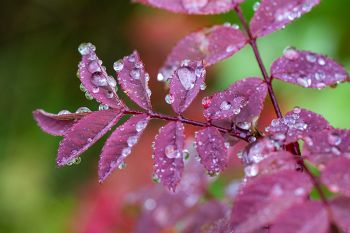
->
[34,0,350,232]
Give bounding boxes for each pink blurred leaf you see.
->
[116,51,152,110]
[160,25,248,80]
[195,127,228,175]
[153,122,185,191]
[271,48,348,88]
[269,201,329,233]
[303,129,350,166]
[331,196,350,232]
[33,109,90,136]
[77,43,124,109]
[203,77,268,123]
[134,0,244,15]
[169,61,206,114]
[250,0,320,38]
[204,217,234,233]
[98,114,150,182]
[231,170,313,233]
[265,108,332,144]
[57,110,123,166]
[321,157,350,197]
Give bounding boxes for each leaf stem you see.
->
[123,109,250,141]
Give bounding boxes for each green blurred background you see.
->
[1,0,349,232]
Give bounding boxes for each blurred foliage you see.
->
[0,0,349,232]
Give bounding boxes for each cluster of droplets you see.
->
[57,106,92,116]
[181,0,208,13]
[78,43,118,105]
[275,2,312,22]
[165,60,206,104]
[265,107,308,142]
[217,96,247,118]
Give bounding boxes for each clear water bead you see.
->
[136,120,148,132]
[76,107,91,113]
[113,60,124,72]
[297,77,311,87]
[220,101,231,111]
[283,46,299,60]
[80,83,87,92]
[200,83,207,90]
[177,67,196,90]
[130,69,141,80]
[78,43,94,55]
[165,145,181,159]
[98,104,109,110]
[88,60,102,73]
[165,94,175,104]
[318,58,326,66]
[182,0,208,12]
[152,174,160,183]
[253,2,260,11]
[244,164,258,177]
[58,110,71,115]
[92,74,108,87]
[127,135,138,147]
[118,162,126,170]
[328,133,342,146]
[306,54,317,63]
[85,92,93,100]
[121,147,131,157]
[157,72,164,81]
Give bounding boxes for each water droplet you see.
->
[248,136,257,143]
[78,43,94,55]
[220,101,231,111]
[273,133,286,141]
[195,66,206,78]
[85,92,93,100]
[118,162,126,170]
[236,122,251,130]
[294,187,305,196]
[306,54,317,63]
[130,69,141,80]
[128,54,136,63]
[226,45,237,53]
[165,94,175,104]
[113,60,124,72]
[202,96,212,109]
[80,83,87,92]
[181,59,190,66]
[232,24,240,30]
[107,76,117,87]
[144,198,156,211]
[315,71,326,81]
[98,104,109,110]
[75,107,91,113]
[253,2,260,11]
[177,67,196,90]
[244,164,258,177]
[58,110,71,115]
[88,60,102,73]
[283,46,299,60]
[165,145,181,159]
[67,157,81,166]
[136,120,148,132]
[121,147,131,157]
[183,150,190,160]
[224,142,230,149]
[145,73,150,81]
[318,58,326,66]
[297,77,312,87]
[271,184,283,196]
[127,135,138,147]
[106,91,114,99]
[92,74,108,87]
[152,174,160,183]
[328,133,342,146]
[135,61,143,69]
[92,87,99,93]
[157,72,164,81]
[200,83,207,90]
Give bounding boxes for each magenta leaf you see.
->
[195,127,228,175]
[159,25,248,80]
[134,0,244,15]
[270,201,329,233]
[271,48,349,88]
[303,129,350,166]
[250,0,320,38]
[153,122,185,191]
[77,43,124,109]
[57,110,123,166]
[98,114,150,182]
[321,157,350,197]
[231,170,313,233]
[331,196,350,232]
[265,108,332,144]
[168,61,206,114]
[116,51,152,110]
[33,109,90,136]
[203,77,268,124]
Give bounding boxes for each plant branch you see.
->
[123,109,250,141]
[234,6,283,119]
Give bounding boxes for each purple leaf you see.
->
[98,114,150,182]
[269,201,329,233]
[303,129,350,166]
[33,109,90,136]
[168,61,206,114]
[57,110,123,166]
[182,201,229,233]
[203,77,268,123]
[205,217,234,233]
[160,25,248,80]
[250,0,320,38]
[331,196,350,232]
[116,51,152,110]
[271,48,349,88]
[321,157,350,197]
[134,0,244,15]
[265,108,332,144]
[231,170,313,233]
[77,43,124,109]
[153,122,185,191]
[195,127,228,175]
